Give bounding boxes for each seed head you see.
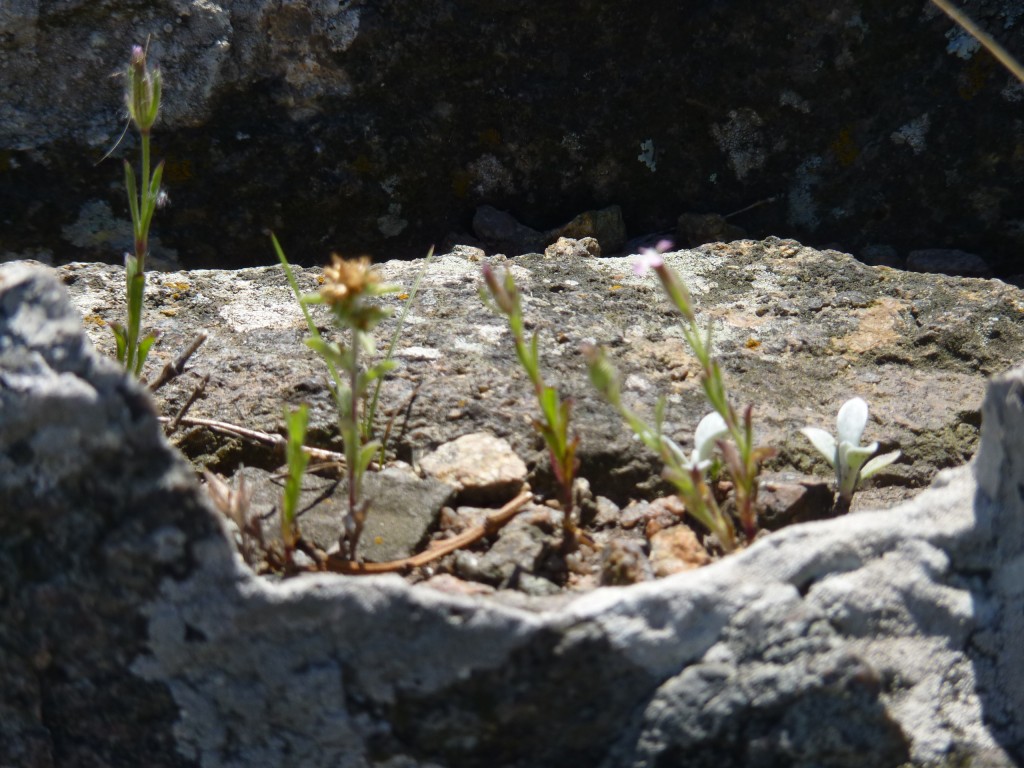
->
[321,254,378,306]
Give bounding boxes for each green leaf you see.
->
[357,440,381,475]
[281,404,310,550]
[134,333,157,377]
[147,71,162,127]
[124,161,140,228]
[111,322,128,363]
[272,233,322,339]
[305,337,343,365]
[146,160,165,215]
[651,397,667,434]
[539,385,560,424]
[364,359,397,383]
[800,427,837,467]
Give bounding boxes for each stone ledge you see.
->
[2,253,1024,766]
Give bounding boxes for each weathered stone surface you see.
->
[4,251,1024,766]
[228,464,452,563]
[2,1,1023,277]
[57,238,1024,510]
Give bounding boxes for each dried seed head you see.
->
[321,254,377,306]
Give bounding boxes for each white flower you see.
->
[681,411,729,472]
[801,397,901,502]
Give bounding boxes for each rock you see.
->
[757,473,837,530]
[5,258,1024,764]
[907,248,993,278]
[357,466,453,562]
[418,432,529,504]
[544,236,601,259]
[4,2,1024,278]
[648,524,712,576]
[472,205,546,255]
[49,237,1022,511]
[859,243,904,269]
[453,511,552,587]
[677,211,747,246]
[546,206,626,254]
[599,538,655,585]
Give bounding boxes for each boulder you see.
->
[3,243,1024,765]
[1,1,1023,275]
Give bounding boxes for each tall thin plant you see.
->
[482,264,581,551]
[112,45,164,377]
[281,404,310,564]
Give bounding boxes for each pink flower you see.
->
[631,239,674,276]
[633,248,664,275]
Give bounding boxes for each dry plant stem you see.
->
[325,490,533,574]
[148,332,208,392]
[343,335,365,555]
[931,0,1024,83]
[159,415,349,465]
[166,374,209,434]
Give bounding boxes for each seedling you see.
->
[801,397,901,507]
[111,45,164,377]
[482,264,581,551]
[281,404,310,563]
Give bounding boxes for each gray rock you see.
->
[55,238,1023,509]
[359,466,453,562]
[858,243,903,269]
[2,1,1024,276]
[907,248,993,278]
[472,205,546,255]
[5,254,1024,766]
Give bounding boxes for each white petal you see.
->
[800,427,837,467]
[860,450,901,480]
[694,412,728,460]
[836,397,868,447]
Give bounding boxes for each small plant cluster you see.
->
[801,397,901,511]
[251,0,1008,569]
[483,242,900,555]
[586,243,777,551]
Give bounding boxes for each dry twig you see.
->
[166,374,209,434]
[158,414,347,465]
[325,489,533,574]
[148,331,208,392]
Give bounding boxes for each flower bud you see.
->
[126,45,161,133]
